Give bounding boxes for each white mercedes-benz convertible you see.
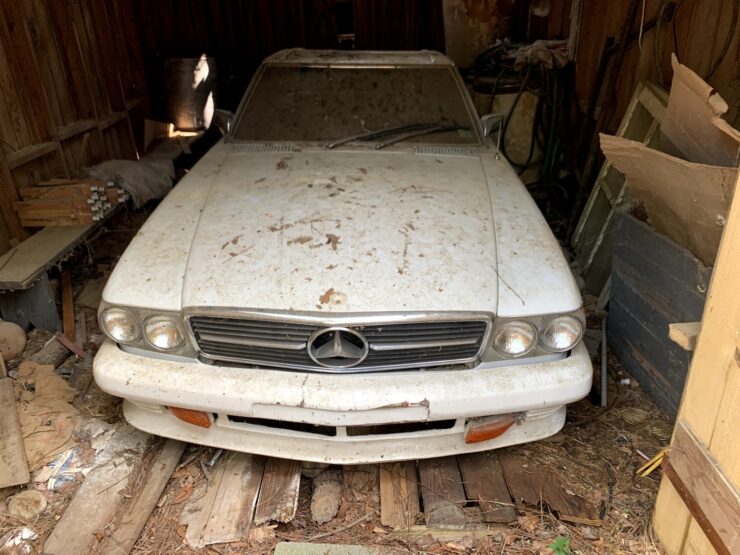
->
[94,49,591,464]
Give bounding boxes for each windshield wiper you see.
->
[374,125,467,150]
[326,122,445,149]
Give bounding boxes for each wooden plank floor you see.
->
[44,447,601,553]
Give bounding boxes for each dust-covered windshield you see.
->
[232,65,478,144]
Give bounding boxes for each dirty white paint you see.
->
[183,149,498,313]
[95,340,591,463]
[481,156,582,317]
[103,143,229,311]
[104,143,581,317]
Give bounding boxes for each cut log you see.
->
[0,321,26,362]
[254,457,301,524]
[418,457,467,529]
[311,468,343,523]
[379,461,420,528]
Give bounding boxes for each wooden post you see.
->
[653,170,740,553]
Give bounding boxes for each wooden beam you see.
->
[669,322,701,351]
[6,141,59,170]
[253,458,301,524]
[458,452,516,523]
[42,426,150,555]
[99,440,186,555]
[418,457,466,528]
[379,461,420,529]
[664,421,740,555]
[0,377,30,488]
[99,112,128,131]
[57,119,98,142]
[200,453,265,545]
[0,151,27,243]
[61,271,75,342]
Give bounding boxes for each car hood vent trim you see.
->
[230,143,295,153]
[415,146,478,157]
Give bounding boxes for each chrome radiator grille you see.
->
[188,314,489,373]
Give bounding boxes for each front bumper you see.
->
[94,340,592,463]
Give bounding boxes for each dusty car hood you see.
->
[181,148,498,313]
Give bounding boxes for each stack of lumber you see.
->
[12,178,129,227]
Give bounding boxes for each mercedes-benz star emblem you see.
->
[308,327,369,368]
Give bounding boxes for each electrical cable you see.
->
[705,0,738,78]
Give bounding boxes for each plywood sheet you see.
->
[0,225,92,290]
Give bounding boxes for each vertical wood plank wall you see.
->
[573,0,740,136]
[0,0,146,255]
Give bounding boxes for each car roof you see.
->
[263,48,455,67]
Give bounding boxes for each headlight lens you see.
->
[144,315,185,351]
[100,307,140,343]
[493,321,536,357]
[540,315,583,352]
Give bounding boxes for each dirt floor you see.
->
[0,209,672,555]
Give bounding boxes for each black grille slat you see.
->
[190,315,488,372]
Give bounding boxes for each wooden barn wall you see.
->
[132,0,445,115]
[0,0,146,255]
[573,0,740,139]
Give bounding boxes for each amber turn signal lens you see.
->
[464,414,515,444]
[169,406,212,428]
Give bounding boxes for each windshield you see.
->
[231,65,478,144]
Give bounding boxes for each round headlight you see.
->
[540,315,583,352]
[144,315,185,351]
[100,307,140,343]
[493,321,537,357]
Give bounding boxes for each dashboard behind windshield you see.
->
[231,65,479,144]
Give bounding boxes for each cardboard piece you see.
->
[600,135,736,266]
[662,54,740,167]
[600,58,740,267]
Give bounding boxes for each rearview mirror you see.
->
[480,114,504,159]
[480,113,504,138]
